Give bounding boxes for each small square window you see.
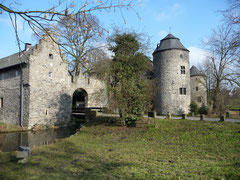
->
[196,86,198,91]
[180,66,185,74]
[49,72,53,78]
[49,54,53,59]
[0,98,3,108]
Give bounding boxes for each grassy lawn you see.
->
[0,118,240,179]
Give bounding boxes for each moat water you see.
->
[0,127,77,152]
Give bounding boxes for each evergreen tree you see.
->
[109,33,151,125]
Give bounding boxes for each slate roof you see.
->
[0,47,34,70]
[190,65,205,76]
[153,33,189,54]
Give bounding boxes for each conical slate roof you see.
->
[153,33,189,54]
[190,65,205,77]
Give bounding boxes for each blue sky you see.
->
[0,0,228,66]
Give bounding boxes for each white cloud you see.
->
[188,47,209,66]
[138,0,151,9]
[155,3,183,21]
[156,12,169,21]
[94,42,114,59]
[157,30,168,39]
[0,17,24,31]
[0,17,11,26]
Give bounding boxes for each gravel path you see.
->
[157,115,240,123]
[98,113,240,123]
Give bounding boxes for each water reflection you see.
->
[0,128,76,152]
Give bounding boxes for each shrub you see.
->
[199,104,209,115]
[189,102,198,115]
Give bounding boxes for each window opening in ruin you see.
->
[49,72,52,77]
[179,88,186,95]
[88,78,90,85]
[180,66,185,74]
[196,86,198,91]
[49,53,53,59]
[180,54,183,59]
[45,110,48,115]
[198,97,201,103]
[0,98,3,108]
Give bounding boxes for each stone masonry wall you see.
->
[190,75,207,107]
[28,37,72,128]
[153,49,191,115]
[27,37,107,128]
[0,65,30,126]
[70,74,108,108]
[0,67,21,125]
[1,37,108,128]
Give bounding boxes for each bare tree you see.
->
[52,13,106,76]
[0,0,136,52]
[222,0,240,26]
[222,0,240,72]
[202,25,240,114]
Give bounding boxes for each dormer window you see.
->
[180,66,185,74]
[49,53,53,59]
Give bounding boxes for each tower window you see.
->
[49,72,53,78]
[49,53,53,59]
[0,98,3,108]
[180,54,183,59]
[196,86,199,91]
[179,88,186,95]
[198,97,201,103]
[180,66,185,74]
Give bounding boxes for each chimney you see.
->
[25,43,32,51]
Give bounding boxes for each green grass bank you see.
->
[0,118,239,179]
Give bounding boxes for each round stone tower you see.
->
[153,34,191,115]
[190,65,207,107]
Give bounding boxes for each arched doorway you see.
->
[72,88,88,111]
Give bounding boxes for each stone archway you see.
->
[72,88,88,111]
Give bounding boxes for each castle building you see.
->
[153,34,207,115]
[0,36,107,128]
[0,33,207,128]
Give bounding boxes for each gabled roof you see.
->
[190,65,205,77]
[153,33,189,54]
[0,47,34,70]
